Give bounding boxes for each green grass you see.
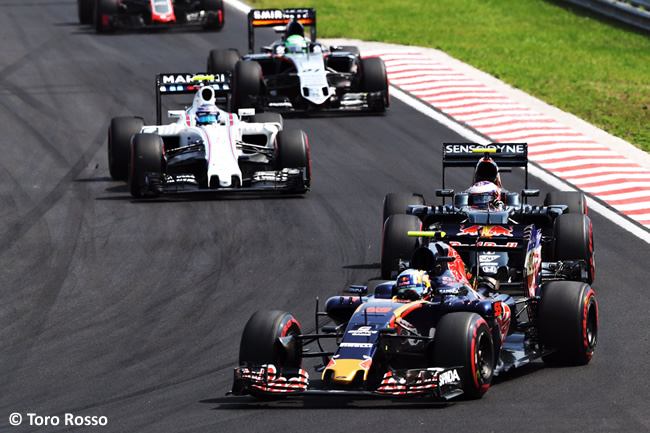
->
[249,0,650,151]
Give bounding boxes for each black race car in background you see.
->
[206,8,390,113]
[77,0,225,33]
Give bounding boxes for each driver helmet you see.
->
[473,157,501,187]
[195,104,220,125]
[468,181,502,209]
[286,18,305,38]
[395,269,432,301]
[285,34,308,53]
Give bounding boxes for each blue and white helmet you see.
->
[195,104,220,125]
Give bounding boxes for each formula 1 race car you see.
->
[77,0,225,33]
[206,8,389,113]
[107,72,311,197]
[381,143,595,284]
[229,237,598,400]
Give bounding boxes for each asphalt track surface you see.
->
[0,2,649,432]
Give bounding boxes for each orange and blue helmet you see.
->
[395,269,432,301]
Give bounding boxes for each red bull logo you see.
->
[457,225,513,237]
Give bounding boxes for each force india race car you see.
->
[228,236,598,400]
[107,72,311,197]
[206,8,390,113]
[381,142,595,286]
[77,0,225,33]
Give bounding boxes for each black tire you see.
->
[360,57,389,112]
[276,129,311,189]
[128,133,164,198]
[94,0,117,33]
[251,112,283,129]
[383,193,425,226]
[108,117,144,181]
[233,60,263,111]
[554,213,595,284]
[539,281,598,366]
[78,0,94,24]
[207,48,239,74]
[239,310,302,368]
[381,214,421,279]
[201,0,225,30]
[433,312,494,399]
[544,191,587,215]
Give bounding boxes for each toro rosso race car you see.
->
[77,0,225,33]
[229,236,598,400]
[381,142,595,287]
[107,72,311,197]
[206,8,389,113]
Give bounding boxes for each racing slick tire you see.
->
[544,191,587,215]
[233,60,263,112]
[360,57,389,112]
[94,0,118,33]
[239,310,303,369]
[108,116,144,181]
[433,312,495,399]
[251,112,283,129]
[206,48,240,74]
[554,213,595,284]
[382,193,425,226]
[381,214,421,279]
[201,0,225,31]
[539,281,598,366]
[78,0,94,24]
[276,129,311,189]
[128,133,165,198]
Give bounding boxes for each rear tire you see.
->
[128,133,164,198]
[360,57,389,112]
[201,0,225,30]
[539,281,598,366]
[381,214,421,279]
[383,193,425,226]
[554,213,595,284]
[239,310,302,368]
[233,60,263,111]
[276,130,311,189]
[207,48,239,74]
[94,0,117,33]
[78,0,94,24]
[544,191,587,215]
[433,312,494,399]
[108,117,144,181]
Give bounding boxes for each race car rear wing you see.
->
[247,8,317,53]
[441,142,529,189]
[155,73,231,124]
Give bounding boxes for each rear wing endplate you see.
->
[155,73,231,124]
[442,142,529,189]
[247,8,317,53]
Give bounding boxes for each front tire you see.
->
[539,281,598,366]
[108,117,144,181]
[381,214,421,279]
[233,60,263,111]
[360,57,389,112]
[433,312,495,399]
[554,213,595,284]
[275,129,311,190]
[383,193,425,226]
[239,310,303,368]
[128,133,165,198]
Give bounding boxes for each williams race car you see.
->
[206,8,389,113]
[78,0,225,33]
[107,72,311,197]
[229,236,598,400]
[381,142,595,285]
